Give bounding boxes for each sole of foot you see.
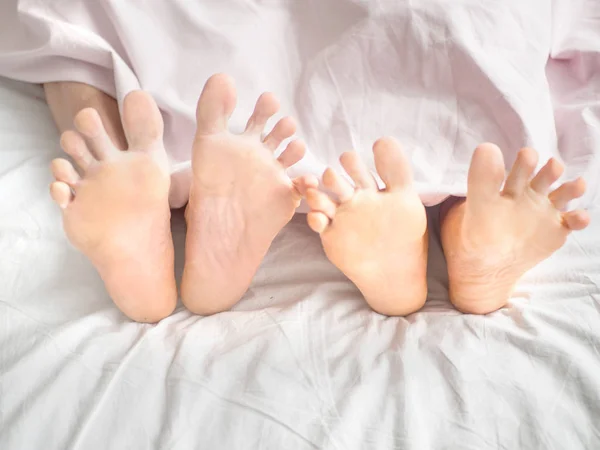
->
[50,91,177,323]
[441,143,590,314]
[181,73,317,315]
[305,137,428,316]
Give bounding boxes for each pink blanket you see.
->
[0,0,598,206]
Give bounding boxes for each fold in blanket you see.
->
[0,0,598,206]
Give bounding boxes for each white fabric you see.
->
[1,77,600,449]
[0,0,598,206]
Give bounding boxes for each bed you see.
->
[1,75,599,449]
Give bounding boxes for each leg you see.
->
[305,137,428,316]
[181,74,317,315]
[440,143,590,315]
[49,91,177,322]
[45,81,127,150]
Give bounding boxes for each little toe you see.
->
[293,175,319,197]
[51,158,80,186]
[307,211,330,234]
[563,209,591,231]
[263,116,296,151]
[49,181,73,209]
[195,73,237,136]
[122,90,164,151]
[530,158,564,194]
[340,151,377,190]
[278,139,305,169]
[322,167,355,203]
[245,92,280,135]
[467,143,505,201]
[550,177,587,210]
[74,108,117,160]
[373,137,413,190]
[306,188,337,219]
[503,147,538,196]
[60,130,95,171]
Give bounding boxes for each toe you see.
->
[278,139,305,169]
[60,130,95,171]
[245,92,280,135]
[340,151,377,190]
[322,167,355,203]
[50,158,80,186]
[306,188,337,219]
[467,143,505,202]
[263,116,296,151]
[530,158,564,194]
[549,177,587,210]
[373,137,413,190]
[307,211,330,234]
[74,108,118,160]
[195,73,237,136]
[49,181,73,209]
[503,147,538,196]
[292,175,319,197]
[563,209,591,231]
[122,90,164,151]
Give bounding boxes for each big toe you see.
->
[195,73,237,136]
[373,137,413,190]
[467,143,505,201]
[122,90,164,150]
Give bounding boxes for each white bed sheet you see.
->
[1,77,600,449]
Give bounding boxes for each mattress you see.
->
[1,77,600,449]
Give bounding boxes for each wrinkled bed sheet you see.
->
[1,78,600,449]
[2,0,600,448]
[0,0,599,206]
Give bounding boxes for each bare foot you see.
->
[49,91,177,323]
[441,143,590,315]
[305,137,428,316]
[181,74,317,315]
